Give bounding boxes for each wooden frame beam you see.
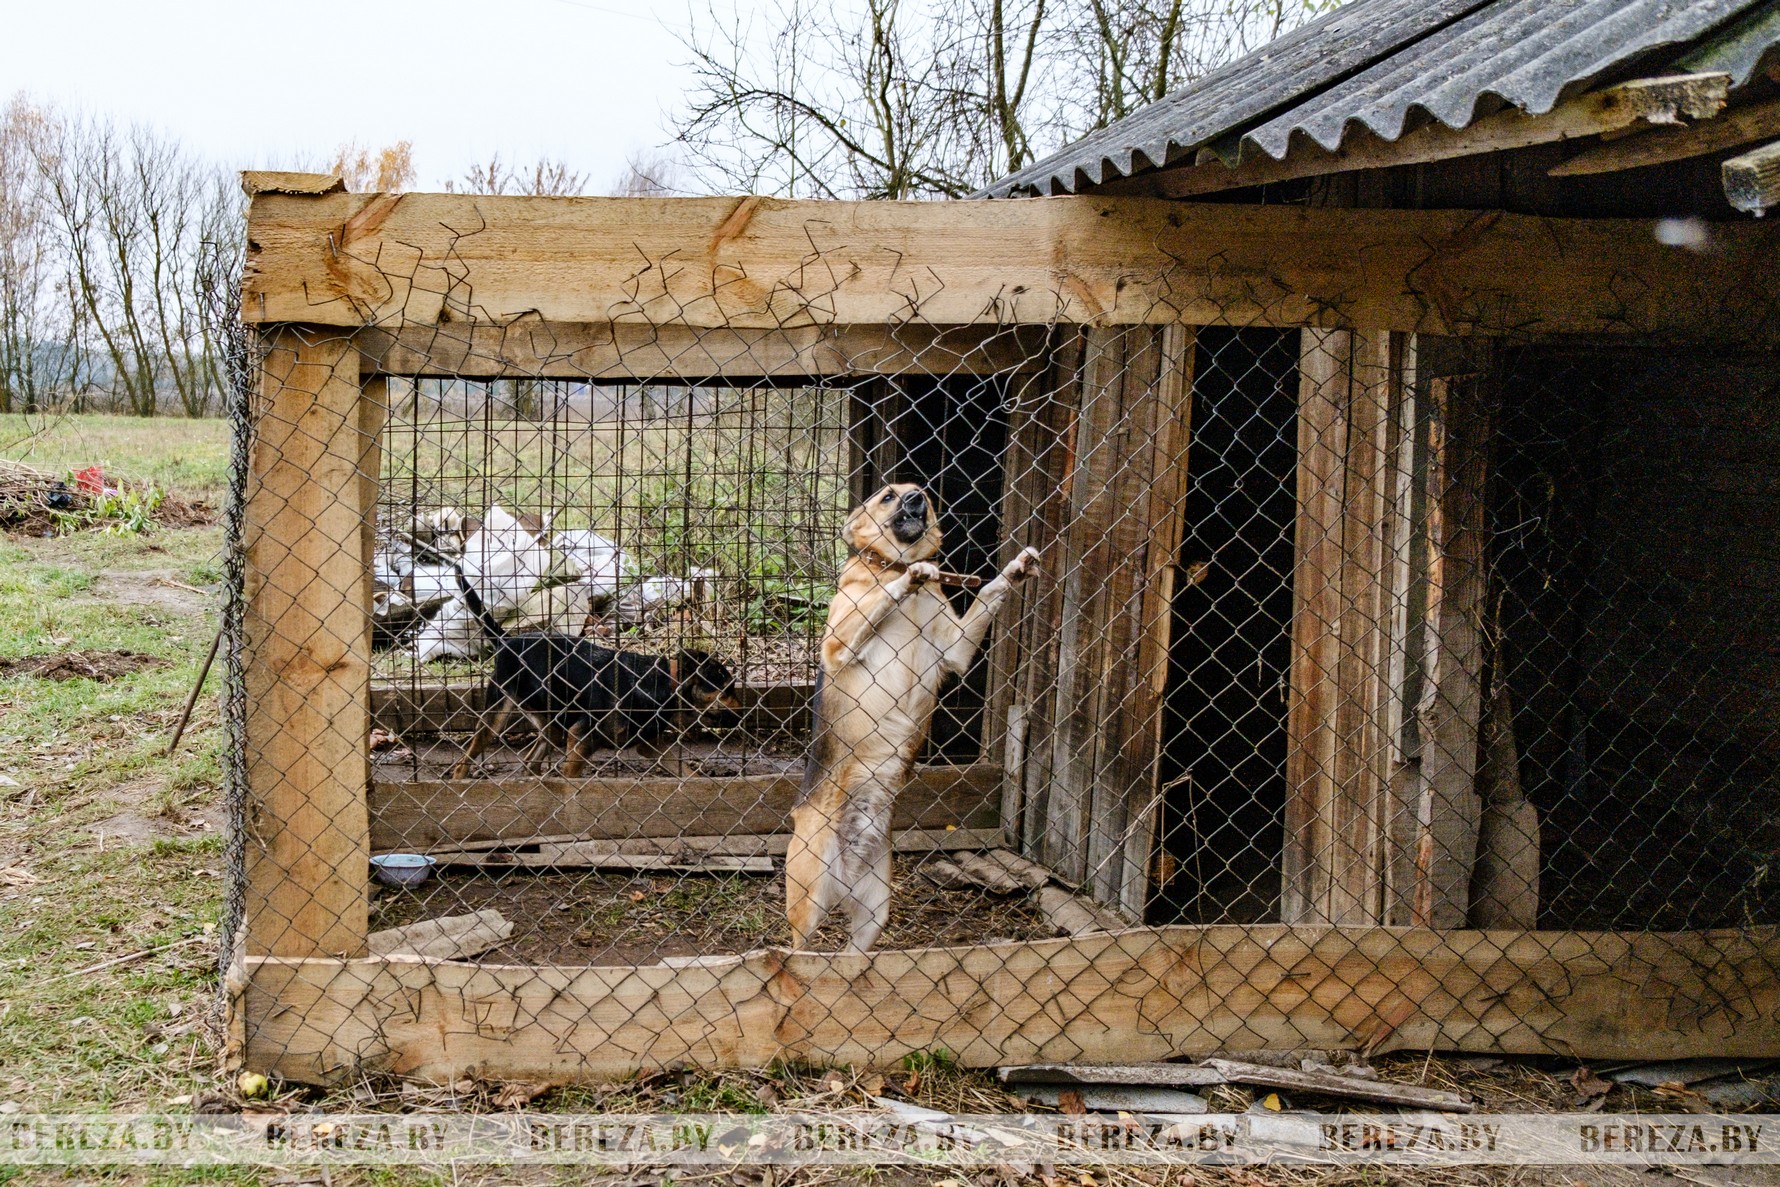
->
[356,321,1050,379]
[237,923,1780,1084]
[1723,138,1780,213]
[370,764,1002,851]
[1103,73,1731,200]
[1551,94,1780,177]
[240,177,1780,344]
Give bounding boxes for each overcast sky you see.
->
[0,0,717,191]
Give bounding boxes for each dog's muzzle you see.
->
[892,490,929,542]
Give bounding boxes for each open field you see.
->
[0,413,232,503]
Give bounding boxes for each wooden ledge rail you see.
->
[356,321,1052,380]
[239,183,1780,344]
[235,923,1780,1084]
[369,763,1002,850]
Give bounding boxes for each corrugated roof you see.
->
[978,0,1780,198]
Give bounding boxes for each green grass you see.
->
[0,522,227,1123]
[0,412,231,503]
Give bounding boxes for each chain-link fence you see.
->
[223,185,1780,1084]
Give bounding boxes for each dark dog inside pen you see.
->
[450,568,740,779]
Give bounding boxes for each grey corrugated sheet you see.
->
[979,0,1777,198]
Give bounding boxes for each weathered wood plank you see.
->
[357,321,1049,379]
[413,826,1006,860]
[369,764,1001,851]
[1108,73,1731,199]
[367,910,514,960]
[998,1062,1226,1088]
[1283,331,1415,926]
[1722,138,1780,213]
[1405,376,1488,929]
[369,679,811,736]
[1551,95,1780,177]
[239,924,1780,1083]
[241,191,1780,342]
[242,327,373,958]
[986,335,1080,850]
[1206,1058,1471,1111]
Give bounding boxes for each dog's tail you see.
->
[453,564,506,640]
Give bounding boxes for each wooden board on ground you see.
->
[1206,1058,1471,1112]
[998,1062,1226,1088]
[239,183,1780,344]
[237,924,1780,1084]
[369,764,1002,851]
[367,910,513,960]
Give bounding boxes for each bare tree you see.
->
[0,95,73,413]
[330,140,417,193]
[447,153,590,196]
[670,0,1337,199]
[2,101,241,416]
[612,151,687,197]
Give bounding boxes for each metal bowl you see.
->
[370,853,437,888]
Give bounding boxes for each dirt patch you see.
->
[93,570,213,617]
[371,857,1055,966]
[152,494,218,528]
[0,649,167,682]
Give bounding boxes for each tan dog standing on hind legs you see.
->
[787,482,1040,952]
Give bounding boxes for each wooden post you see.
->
[242,327,376,958]
[1282,330,1412,925]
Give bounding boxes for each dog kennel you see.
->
[221,164,1780,1085]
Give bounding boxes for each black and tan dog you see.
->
[451,570,739,779]
[787,483,1040,951]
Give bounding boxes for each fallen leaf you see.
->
[1058,1089,1087,1115]
[1572,1067,1613,1108]
[1259,1092,1284,1112]
[860,1073,886,1097]
[494,1080,553,1109]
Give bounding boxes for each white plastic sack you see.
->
[553,528,627,597]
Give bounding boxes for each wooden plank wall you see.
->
[1282,332,1491,929]
[985,333,1083,852]
[1017,326,1192,915]
[1282,330,1410,925]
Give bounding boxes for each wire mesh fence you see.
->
[222,189,1780,1084]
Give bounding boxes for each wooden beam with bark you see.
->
[239,182,1780,344]
[236,923,1780,1084]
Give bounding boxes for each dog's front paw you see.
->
[906,561,942,587]
[1002,546,1042,583]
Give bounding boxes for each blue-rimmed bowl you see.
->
[370,853,436,888]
